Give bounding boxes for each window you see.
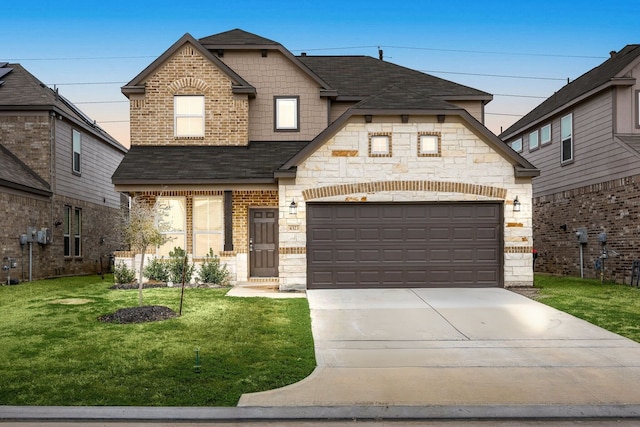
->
[540,124,551,145]
[637,91,640,128]
[529,130,539,151]
[63,206,71,257]
[156,196,186,257]
[561,113,573,163]
[193,196,224,257]
[174,95,204,137]
[369,134,391,156]
[510,138,523,153]
[72,129,81,174]
[74,208,82,257]
[274,96,299,131]
[418,133,441,156]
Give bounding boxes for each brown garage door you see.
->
[307,203,502,289]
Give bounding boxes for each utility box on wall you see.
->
[577,227,588,244]
[36,228,51,245]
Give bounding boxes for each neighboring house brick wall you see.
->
[0,114,52,184]
[533,175,640,283]
[278,118,533,291]
[221,51,328,141]
[129,44,249,146]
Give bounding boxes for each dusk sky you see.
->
[4,0,639,146]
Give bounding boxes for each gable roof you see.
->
[198,28,279,46]
[0,144,51,196]
[0,63,126,152]
[122,33,257,97]
[501,45,640,139]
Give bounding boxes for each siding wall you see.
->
[518,90,639,197]
[220,51,328,141]
[54,120,125,209]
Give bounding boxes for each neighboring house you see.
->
[112,29,538,290]
[500,45,640,283]
[0,63,128,281]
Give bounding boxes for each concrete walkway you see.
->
[238,288,640,408]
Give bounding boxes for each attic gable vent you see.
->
[0,62,13,87]
[180,46,197,56]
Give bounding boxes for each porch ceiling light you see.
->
[513,196,521,212]
[289,199,297,215]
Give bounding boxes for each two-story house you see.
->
[500,45,640,282]
[0,63,127,281]
[112,29,539,291]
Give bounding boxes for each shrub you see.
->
[197,249,231,286]
[143,256,169,282]
[114,261,136,284]
[167,247,194,284]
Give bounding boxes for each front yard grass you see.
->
[534,274,640,343]
[0,275,315,406]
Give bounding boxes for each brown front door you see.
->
[250,209,279,277]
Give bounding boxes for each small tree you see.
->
[119,197,169,306]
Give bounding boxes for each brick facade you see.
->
[129,44,249,147]
[533,174,640,283]
[0,114,52,183]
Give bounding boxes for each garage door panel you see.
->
[307,203,502,289]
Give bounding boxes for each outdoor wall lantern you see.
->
[513,196,521,212]
[289,199,298,215]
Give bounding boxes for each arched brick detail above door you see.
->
[302,180,507,201]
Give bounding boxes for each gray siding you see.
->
[520,91,640,197]
[54,120,125,209]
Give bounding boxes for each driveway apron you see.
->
[238,288,640,407]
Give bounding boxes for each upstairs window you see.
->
[510,138,523,153]
[418,133,441,157]
[174,95,204,137]
[561,113,573,163]
[274,96,299,131]
[72,129,81,174]
[529,130,539,151]
[369,133,392,157]
[540,124,551,145]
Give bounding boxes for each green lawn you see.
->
[0,275,315,406]
[534,274,640,343]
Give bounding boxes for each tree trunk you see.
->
[138,245,147,306]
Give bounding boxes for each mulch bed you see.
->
[98,305,178,324]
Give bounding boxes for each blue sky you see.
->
[3,0,639,146]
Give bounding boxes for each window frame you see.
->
[369,133,392,157]
[274,96,300,132]
[510,137,523,153]
[63,206,71,257]
[192,196,225,257]
[636,90,640,129]
[174,95,205,137]
[74,207,82,258]
[418,132,441,157]
[540,124,552,146]
[156,196,187,257]
[528,129,539,152]
[561,113,573,164]
[72,129,81,175]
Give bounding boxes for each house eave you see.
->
[113,178,277,186]
[514,167,541,178]
[0,179,52,197]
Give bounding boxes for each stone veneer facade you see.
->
[277,118,534,291]
[532,174,640,283]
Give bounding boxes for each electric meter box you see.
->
[577,227,588,244]
[36,228,51,245]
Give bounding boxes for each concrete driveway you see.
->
[238,288,640,409]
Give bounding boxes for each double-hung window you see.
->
[72,129,81,174]
[156,196,186,257]
[64,206,71,257]
[274,96,299,131]
[561,113,573,163]
[74,208,82,257]
[529,130,539,151]
[174,95,204,137]
[193,196,224,257]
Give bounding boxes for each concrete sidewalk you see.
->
[238,288,640,408]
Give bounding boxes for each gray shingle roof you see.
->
[501,45,640,138]
[199,29,279,46]
[112,141,308,184]
[0,144,51,196]
[298,55,492,101]
[0,63,125,151]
